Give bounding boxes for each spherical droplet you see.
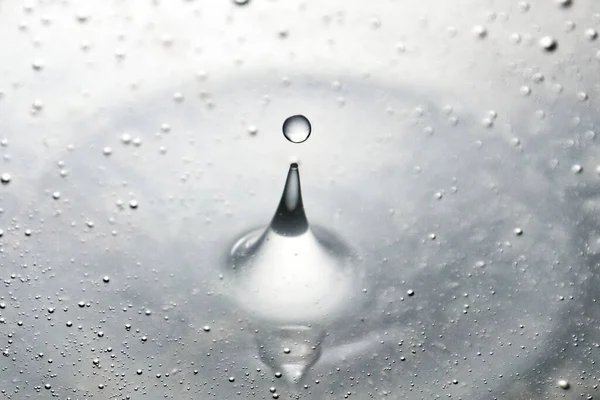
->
[571,164,583,174]
[203,325,211,332]
[558,379,570,389]
[472,25,488,38]
[555,0,572,8]
[407,289,415,296]
[102,276,110,283]
[585,28,598,41]
[1,173,11,184]
[247,125,258,136]
[539,36,558,52]
[282,115,311,143]
[514,227,523,236]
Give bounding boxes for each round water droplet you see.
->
[539,36,558,52]
[585,28,598,41]
[102,276,110,283]
[472,25,488,38]
[558,379,570,389]
[282,115,311,143]
[0,173,11,184]
[555,0,572,7]
[520,86,531,96]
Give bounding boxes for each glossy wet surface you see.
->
[0,1,599,399]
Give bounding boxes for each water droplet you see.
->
[558,379,570,389]
[472,25,488,38]
[228,376,235,382]
[233,0,250,5]
[66,321,72,327]
[129,199,139,209]
[32,99,43,111]
[203,325,211,332]
[517,1,530,12]
[227,163,360,381]
[121,133,132,144]
[572,164,583,174]
[103,147,112,156]
[585,28,598,41]
[102,276,110,283]
[247,125,258,136]
[514,227,524,236]
[32,59,44,71]
[556,0,572,7]
[282,115,311,143]
[520,86,531,96]
[52,191,61,200]
[532,72,545,84]
[539,36,558,52]
[407,289,415,296]
[1,173,11,184]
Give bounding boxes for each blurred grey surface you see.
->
[1,0,600,399]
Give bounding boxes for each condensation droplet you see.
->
[472,25,488,38]
[555,0,572,8]
[539,36,558,52]
[1,173,11,184]
[585,28,598,41]
[558,379,570,389]
[571,164,583,174]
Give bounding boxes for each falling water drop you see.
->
[282,115,312,143]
